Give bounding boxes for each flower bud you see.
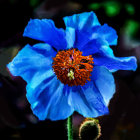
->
[79,118,101,140]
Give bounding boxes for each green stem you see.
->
[67,115,73,140]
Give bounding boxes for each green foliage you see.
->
[124,20,140,36]
[104,2,121,17]
[30,0,40,7]
[125,4,135,15]
[88,1,121,17]
[88,3,101,10]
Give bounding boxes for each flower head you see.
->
[52,48,94,86]
[7,12,137,121]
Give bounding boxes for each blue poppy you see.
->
[7,12,137,121]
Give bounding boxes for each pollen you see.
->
[52,49,94,86]
[68,69,75,80]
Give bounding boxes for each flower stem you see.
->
[67,115,73,140]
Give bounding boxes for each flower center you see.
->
[52,49,94,86]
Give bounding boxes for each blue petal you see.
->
[7,43,56,83]
[63,11,100,31]
[7,43,74,120]
[93,45,137,71]
[78,37,108,56]
[74,30,92,50]
[23,19,67,50]
[65,27,75,49]
[74,24,117,54]
[91,66,115,105]
[27,76,74,120]
[68,83,109,118]
[91,24,118,45]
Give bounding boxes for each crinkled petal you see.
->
[23,19,67,50]
[7,43,56,83]
[91,66,115,105]
[27,76,74,121]
[91,24,118,45]
[63,11,100,31]
[73,22,117,52]
[77,37,108,56]
[68,82,109,118]
[93,45,137,71]
[65,27,75,49]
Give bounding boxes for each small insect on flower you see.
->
[7,12,137,121]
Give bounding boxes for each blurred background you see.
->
[0,0,140,139]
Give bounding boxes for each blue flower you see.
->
[7,12,137,121]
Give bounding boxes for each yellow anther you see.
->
[67,69,75,80]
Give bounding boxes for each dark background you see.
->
[0,0,140,139]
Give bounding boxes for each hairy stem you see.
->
[67,115,73,140]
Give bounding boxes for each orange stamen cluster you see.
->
[52,48,94,86]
